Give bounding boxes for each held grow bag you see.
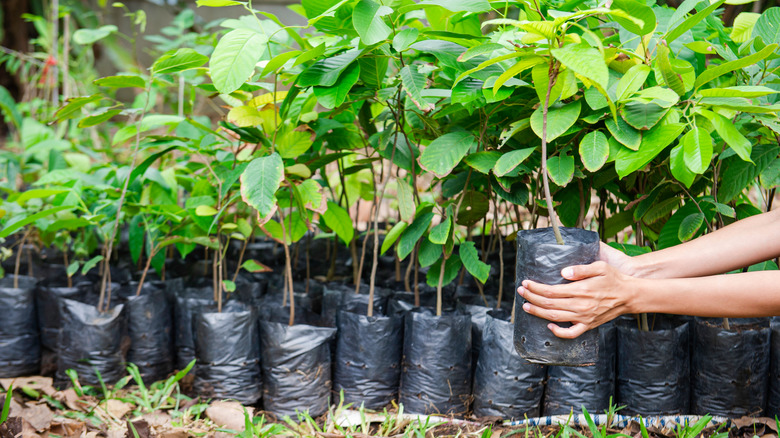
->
[259,316,337,418]
[543,322,616,415]
[333,309,403,409]
[514,227,600,365]
[126,288,174,383]
[616,315,690,415]
[399,309,472,415]
[767,317,780,417]
[56,299,125,386]
[0,275,40,377]
[473,311,546,418]
[193,304,262,404]
[691,317,770,417]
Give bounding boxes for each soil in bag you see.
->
[399,309,472,415]
[194,302,262,404]
[0,275,40,378]
[767,317,780,417]
[333,307,403,409]
[543,321,616,415]
[473,310,546,419]
[691,317,770,417]
[514,227,600,365]
[56,299,125,387]
[126,287,174,383]
[616,315,690,415]
[260,309,337,418]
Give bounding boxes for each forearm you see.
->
[629,209,780,279]
[630,270,780,317]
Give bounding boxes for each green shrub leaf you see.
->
[419,132,477,178]
[210,29,268,94]
[352,0,392,46]
[240,153,284,225]
[530,100,581,142]
[579,130,609,172]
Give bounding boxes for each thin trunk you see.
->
[413,244,420,306]
[232,233,250,283]
[436,257,446,316]
[136,248,154,296]
[354,227,370,294]
[64,251,72,288]
[541,62,564,245]
[279,209,295,326]
[62,13,70,100]
[178,75,184,118]
[496,201,505,309]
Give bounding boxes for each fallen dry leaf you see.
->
[142,411,172,428]
[0,377,56,397]
[105,399,134,419]
[126,419,151,438]
[157,428,189,438]
[20,402,53,431]
[48,418,86,438]
[205,401,253,432]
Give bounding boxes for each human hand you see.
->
[517,260,635,338]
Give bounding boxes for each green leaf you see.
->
[240,153,284,224]
[195,205,218,216]
[419,0,490,12]
[695,44,778,90]
[358,54,388,89]
[456,191,489,226]
[66,262,79,277]
[700,109,752,162]
[530,100,581,142]
[665,0,727,44]
[460,241,490,283]
[197,0,243,6]
[418,132,477,178]
[464,151,501,174]
[78,109,122,128]
[610,0,656,35]
[551,44,608,89]
[0,206,73,238]
[429,214,451,245]
[262,50,302,76]
[352,0,392,46]
[717,144,779,202]
[682,127,713,174]
[94,75,146,88]
[397,181,416,224]
[656,45,686,97]
[579,130,609,172]
[381,221,408,255]
[426,255,462,288]
[393,28,419,52]
[312,62,360,109]
[210,28,268,94]
[2,386,13,424]
[400,65,434,112]
[615,123,685,178]
[606,116,642,150]
[752,7,780,45]
[678,212,705,242]
[547,153,575,187]
[322,201,354,245]
[222,280,236,292]
[617,64,651,101]
[81,255,104,276]
[418,239,442,268]
[699,86,778,98]
[620,101,668,131]
[0,85,22,129]
[298,50,360,87]
[494,147,535,177]
[397,212,434,260]
[73,25,117,45]
[670,144,696,188]
[54,95,102,122]
[152,48,209,75]
[493,56,545,95]
[731,12,761,43]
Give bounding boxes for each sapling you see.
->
[541,60,565,246]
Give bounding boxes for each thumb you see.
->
[561,261,607,281]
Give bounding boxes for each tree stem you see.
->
[541,61,564,245]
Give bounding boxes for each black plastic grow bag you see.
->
[321,283,391,327]
[56,299,125,386]
[0,275,40,377]
[691,317,770,417]
[543,322,616,415]
[259,316,337,418]
[767,317,780,417]
[514,227,600,365]
[36,282,90,351]
[616,315,690,415]
[472,311,546,418]
[399,309,472,415]
[126,288,174,383]
[333,309,403,409]
[193,303,262,404]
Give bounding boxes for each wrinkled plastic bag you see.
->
[473,311,546,418]
[767,317,780,417]
[36,282,89,351]
[333,309,403,409]
[126,288,174,383]
[321,283,392,327]
[0,275,40,377]
[399,309,472,415]
[194,304,261,404]
[514,227,600,365]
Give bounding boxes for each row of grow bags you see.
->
[1,273,779,419]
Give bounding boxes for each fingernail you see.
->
[562,267,573,278]
[517,287,524,296]
[523,303,531,312]
[548,323,555,331]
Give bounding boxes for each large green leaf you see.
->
[695,44,778,90]
[731,12,761,43]
[610,0,656,35]
[352,0,392,46]
[665,0,727,44]
[456,191,489,226]
[153,48,209,75]
[459,241,489,283]
[0,206,74,238]
[752,7,780,45]
[494,147,535,177]
[615,123,685,178]
[210,29,268,94]
[620,101,668,131]
[678,212,705,242]
[418,239,442,268]
[670,144,696,188]
[73,25,118,45]
[240,153,284,225]
[681,127,713,174]
[717,144,779,202]
[418,132,477,178]
[464,151,501,174]
[298,50,361,87]
[579,130,609,172]
[700,109,752,162]
[616,64,651,102]
[381,221,408,255]
[358,54,388,89]
[397,212,434,260]
[393,28,419,52]
[426,255,462,288]
[322,201,354,245]
[277,129,314,159]
[606,116,641,150]
[419,0,491,13]
[400,65,434,112]
[397,181,416,224]
[94,75,146,88]
[551,44,608,89]
[312,62,360,109]
[429,214,451,245]
[530,100,581,142]
[547,153,575,187]
[698,86,778,98]
[656,45,686,97]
